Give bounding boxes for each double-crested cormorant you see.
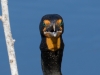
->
[39,14,64,75]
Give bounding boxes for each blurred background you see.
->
[0,0,100,75]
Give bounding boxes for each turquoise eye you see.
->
[43,23,46,26]
[60,22,63,26]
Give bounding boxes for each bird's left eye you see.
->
[60,21,63,26]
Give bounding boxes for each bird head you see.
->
[39,14,64,51]
[39,14,64,38]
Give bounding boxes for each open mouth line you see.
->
[44,31,62,37]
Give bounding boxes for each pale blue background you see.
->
[0,0,100,75]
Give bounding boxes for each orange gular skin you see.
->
[46,37,61,51]
[44,31,62,51]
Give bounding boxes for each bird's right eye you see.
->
[43,22,46,26]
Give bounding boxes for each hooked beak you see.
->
[43,23,62,37]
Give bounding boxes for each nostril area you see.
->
[50,29,55,32]
[46,26,55,32]
[46,26,60,32]
[50,29,53,32]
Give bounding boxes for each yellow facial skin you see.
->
[43,20,50,26]
[43,19,63,51]
[46,37,61,51]
[56,19,62,25]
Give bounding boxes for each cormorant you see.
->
[39,14,64,75]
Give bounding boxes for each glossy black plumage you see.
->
[39,14,64,75]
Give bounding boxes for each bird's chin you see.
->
[44,31,62,37]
